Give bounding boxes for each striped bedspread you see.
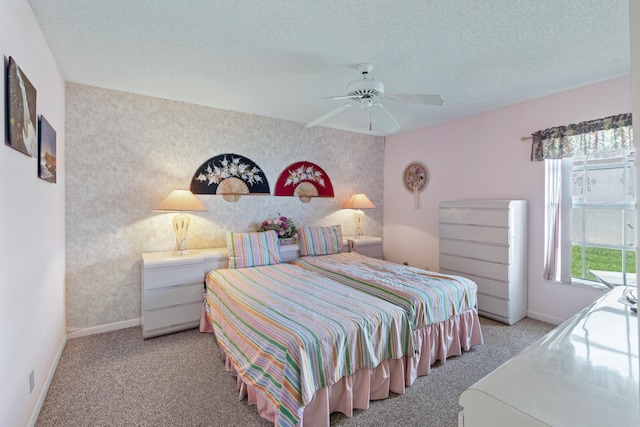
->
[293,252,478,330]
[205,263,412,427]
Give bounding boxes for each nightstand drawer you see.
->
[144,282,203,310]
[143,301,202,332]
[143,264,204,290]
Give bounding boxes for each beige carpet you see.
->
[36,316,555,427]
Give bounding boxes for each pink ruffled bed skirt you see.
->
[200,307,483,427]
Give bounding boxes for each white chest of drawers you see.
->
[439,200,527,325]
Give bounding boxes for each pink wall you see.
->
[1,0,66,425]
[384,76,632,324]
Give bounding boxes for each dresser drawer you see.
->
[477,294,510,319]
[144,282,203,310]
[143,264,204,290]
[441,269,509,300]
[143,301,202,332]
[440,239,510,264]
[439,224,509,245]
[474,276,510,300]
[439,254,508,282]
[439,207,510,227]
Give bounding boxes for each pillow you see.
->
[298,225,343,256]
[226,230,281,268]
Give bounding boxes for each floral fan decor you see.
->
[190,153,270,202]
[257,213,297,242]
[403,162,428,209]
[274,161,335,203]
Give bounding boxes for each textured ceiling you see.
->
[27,0,630,136]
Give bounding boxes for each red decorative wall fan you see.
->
[274,161,334,202]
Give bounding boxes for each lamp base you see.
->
[172,212,191,255]
[353,209,365,237]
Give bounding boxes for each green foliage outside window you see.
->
[572,245,636,282]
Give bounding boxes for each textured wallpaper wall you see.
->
[65,83,384,331]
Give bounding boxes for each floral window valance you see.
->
[530,113,632,161]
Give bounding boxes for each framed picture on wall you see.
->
[6,56,37,157]
[38,115,57,183]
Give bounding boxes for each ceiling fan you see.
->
[305,63,444,134]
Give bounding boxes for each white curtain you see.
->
[543,159,572,282]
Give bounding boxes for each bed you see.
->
[200,227,483,426]
[201,230,415,427]
[292,225,484,384]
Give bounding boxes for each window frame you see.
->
[569,149,636,287]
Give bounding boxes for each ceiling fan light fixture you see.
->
[346,79,384,99]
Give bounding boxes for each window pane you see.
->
[585,247,622,273]
[571,208,583,242]
[584,165,626,203]
[625,209,636,247]
[626,250,637,274]
[627,167,636,203]
[572,167,585,201]
[581,208,624,246]
[571,245,586,279]
[572,246,636,282]
[571,246,636,284]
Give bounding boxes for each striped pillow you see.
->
[298,225,343,256]
[226,230,282,268]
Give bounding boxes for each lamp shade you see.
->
[343,193,376,209]
[154,189,207,212]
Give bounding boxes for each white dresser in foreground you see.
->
[458,286,639,427]
[141,248,228,339]
[439,200,527,325]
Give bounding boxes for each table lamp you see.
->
[343,193,375,237]
[154,189,207,255]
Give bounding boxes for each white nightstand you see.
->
[279,243,300,262]
[141,248,227,339]
[345,236,383,259]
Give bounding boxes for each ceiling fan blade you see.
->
[384,93,445,106]
[330,95,363,101]
[305,102,354,128]
[370,103,400,133]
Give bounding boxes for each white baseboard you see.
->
[526,310,563,326]
[66,318,141,340]
[28,334,67,427]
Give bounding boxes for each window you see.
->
[570,149,636,285]
[533,113,634,287]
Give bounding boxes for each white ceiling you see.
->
[27,0,630,136]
